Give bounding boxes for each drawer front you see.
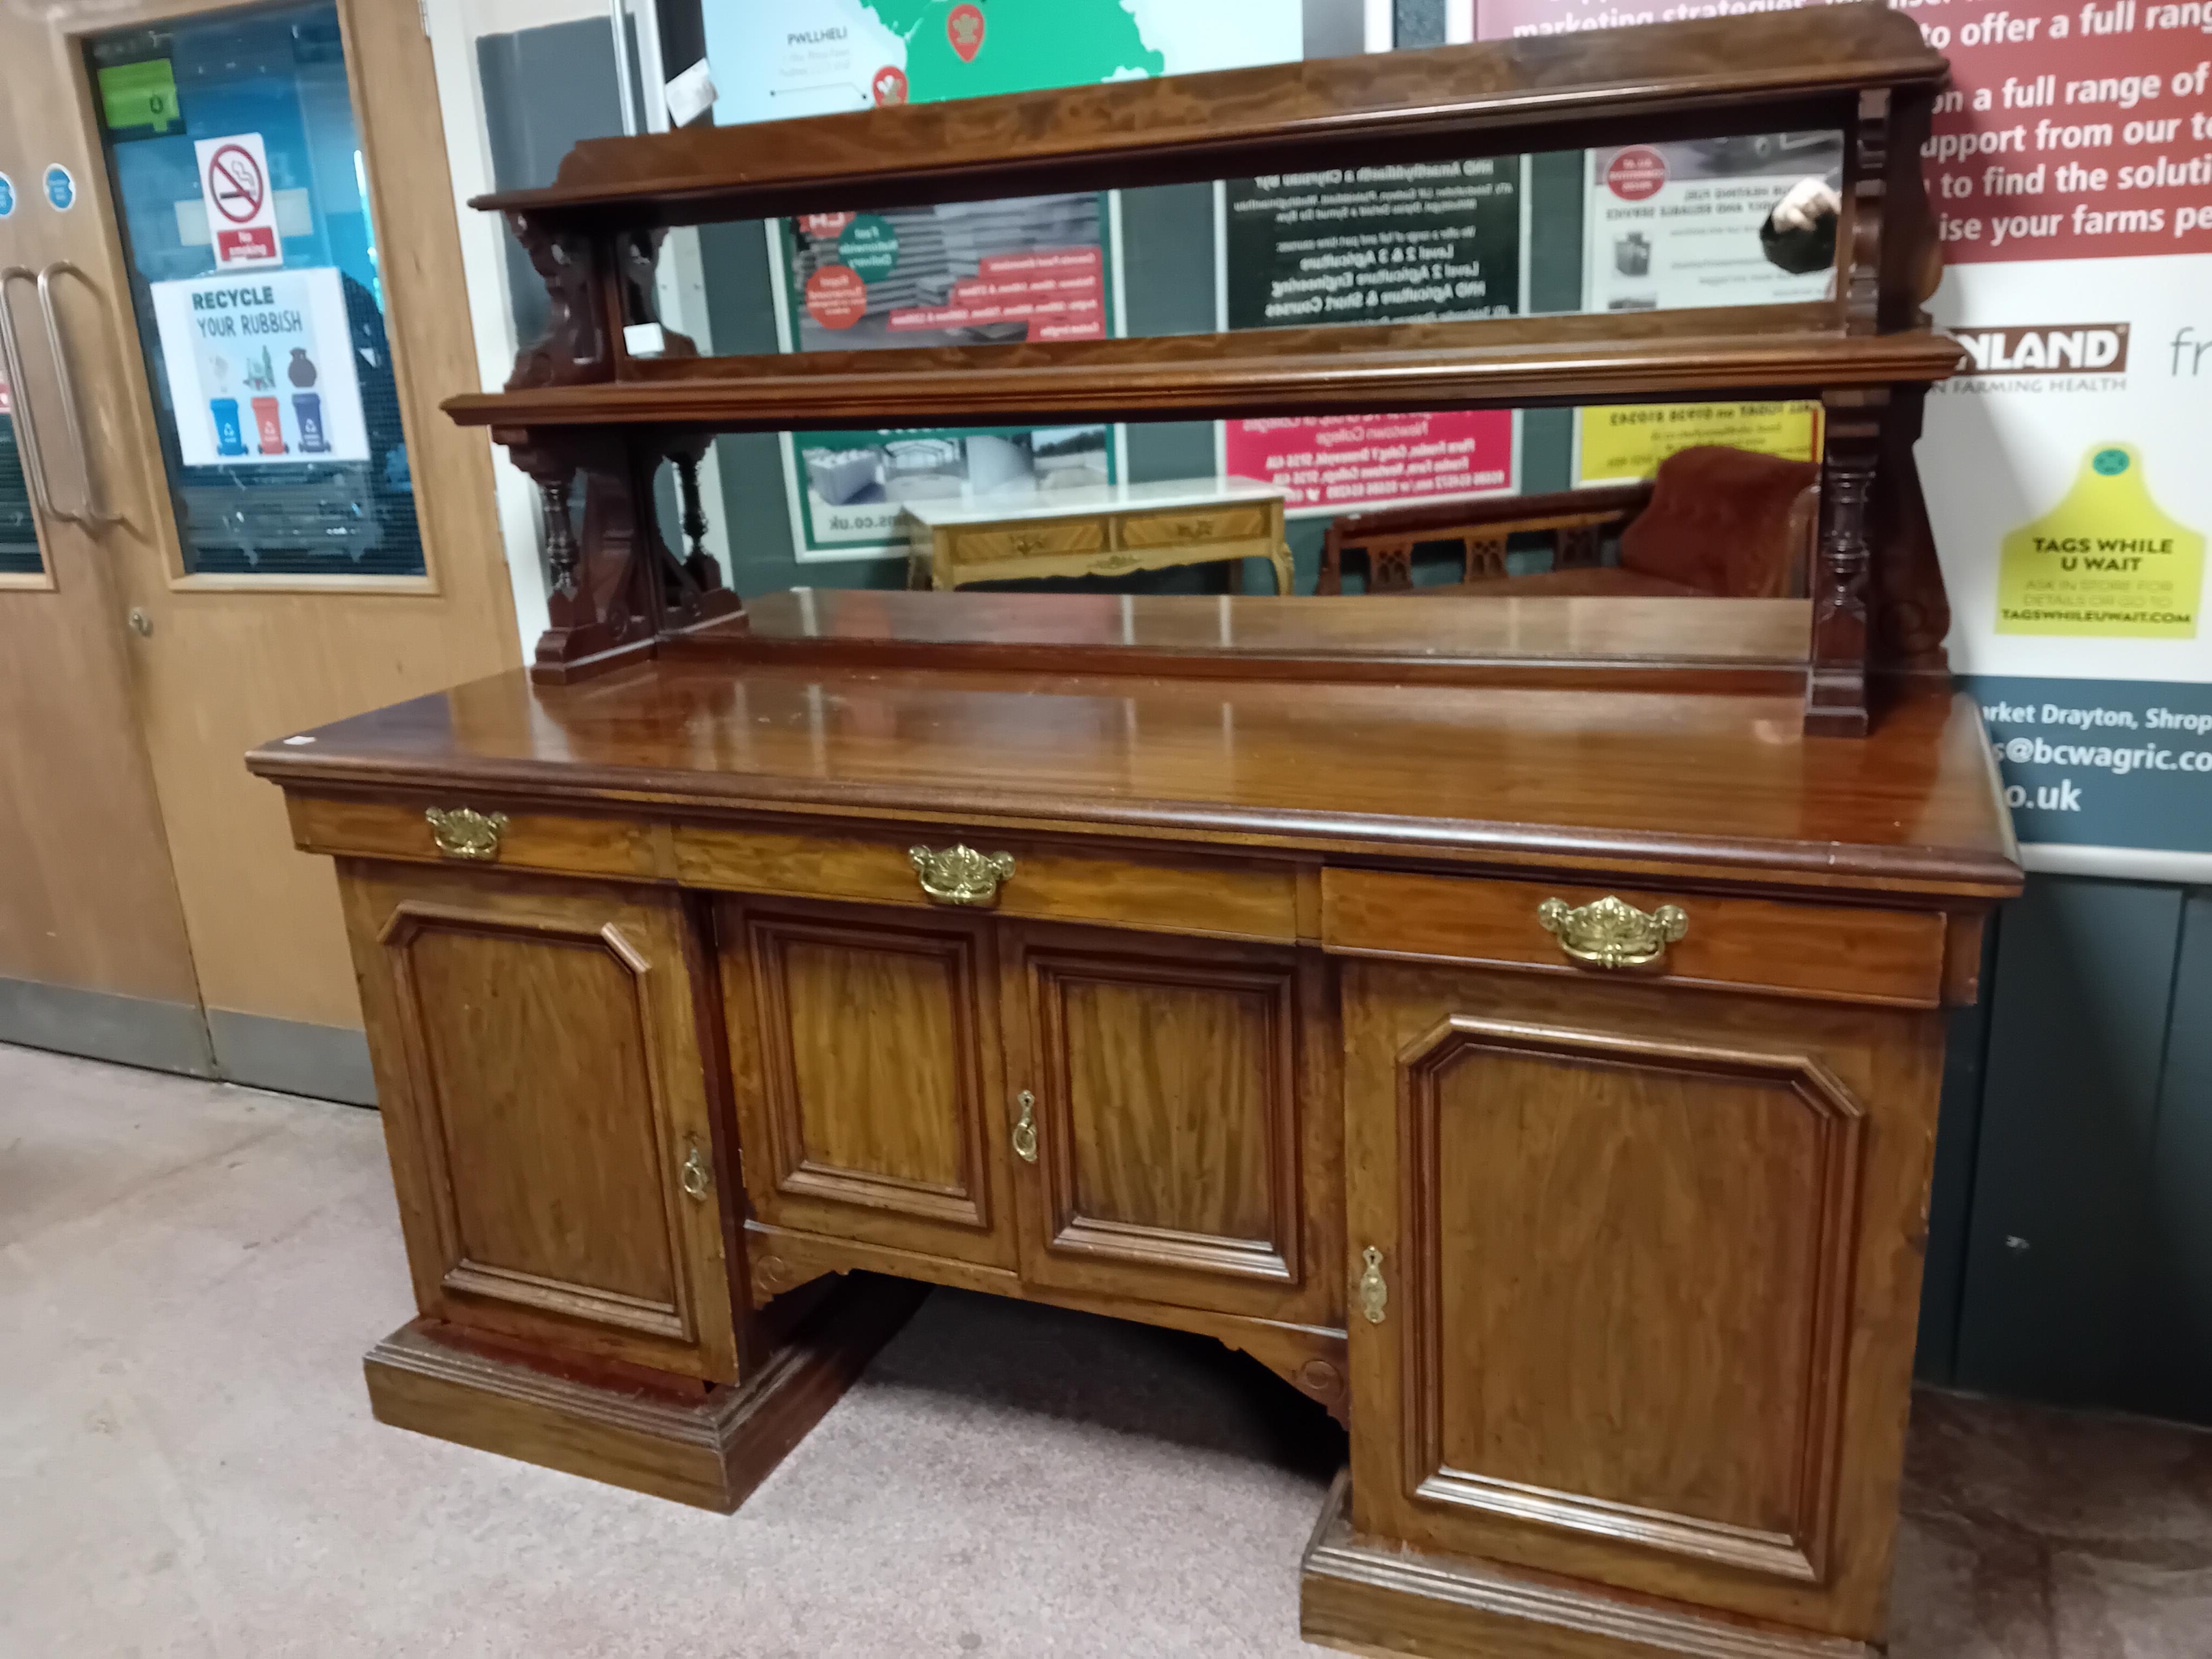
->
[676,825,1298,942]
[287,793,666,880]
[1322,868,1945,1007]
[950,517,1106,564]
[1117,505,1272,549]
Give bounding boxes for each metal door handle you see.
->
[0,267,75,525]
[35,263,119,527]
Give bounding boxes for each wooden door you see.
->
[2,0,519,1086]
[343,863,740,1380]
[0,48,207,1067]
[1341,959,1945,1640]
[1004,923,1337,1324]
[717,896,1018,1269]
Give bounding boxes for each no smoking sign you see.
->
[195,133,282,270]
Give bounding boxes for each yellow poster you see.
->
[1576,401,1823,484]
[1996,444,2205,639]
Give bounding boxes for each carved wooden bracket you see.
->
[505,216,610,389]
[497,424,744,683]
[504,216,700,392]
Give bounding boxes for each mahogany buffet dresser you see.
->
[248,12,2021,1657]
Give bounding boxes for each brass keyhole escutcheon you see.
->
[1012,1089,1038,1164]
[1357,1246,1387,1324]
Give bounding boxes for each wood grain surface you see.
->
[447,321,1962,433]
[1008,928,1315,1322]
[1321,869,1950,1007]
[1341,960,1949,1639]
[718,897,1017,1269]
[340,862,740,1380]
[248,651,2018,902]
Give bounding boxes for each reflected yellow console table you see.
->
[904,476,1295,595]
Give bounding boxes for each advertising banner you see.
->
[710,0,1306,561]
[149,267,367,467]
[1583,132,1840,313]
[1917,0,2212,873]
[1213,159,1526,514]
[1481,0,2212,872]
[1574,400,1824,485]
[1221,411,1517,513]
[708,1,1302,122]
[763,194,1120,558]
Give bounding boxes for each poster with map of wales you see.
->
[707,0,1305,561]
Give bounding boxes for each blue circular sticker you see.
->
[43,164,74,211]
[0,173,14,218]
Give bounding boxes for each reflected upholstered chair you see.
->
[1317,445,1822,601]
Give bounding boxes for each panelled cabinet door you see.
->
[717,897,1016,1268]
[1005,923,1335,1324]
[340,864,739,1380]
[1341,960,1945,1641]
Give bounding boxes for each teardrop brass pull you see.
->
[1537,895,1687,969]
[1011,1089,1039,1164]
[909,844,1014,906]
[679,1144,711,1201]
[1358,1246,1387,1324]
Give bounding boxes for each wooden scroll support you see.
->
[501,426,743,684]
[1808,393,1881,737]
[1814,78,1943,732]
[504,216,608,390]
[499,220,738,682]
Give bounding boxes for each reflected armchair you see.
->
[1319,445,1821,601]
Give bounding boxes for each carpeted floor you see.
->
[3,1042,2208,1658]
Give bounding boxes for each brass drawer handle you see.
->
[1012,1089,1039,1164]
[425,806,507,861]
[679,1143,711,1201]
[1537,895,1688,969]
[909,844,1014,906]
[1358,1246,1387,1324]
[1009,532,1048,555]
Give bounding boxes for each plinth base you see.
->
[364,1276,924,1512]
[1299,1473,1875,1659]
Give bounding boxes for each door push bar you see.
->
[0,262,121,528]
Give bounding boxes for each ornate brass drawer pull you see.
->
[1358,1246,1388,1324]
[679,1143,711,1201]
[1009,532,1048,555]
[425,806,508,861]
[1537,894,1688,969]
[909,843,1014,906]
[1012,1089,1039,1164]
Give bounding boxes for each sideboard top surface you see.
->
[248,605,2020,901]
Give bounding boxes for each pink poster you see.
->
[1221,409,1517,514]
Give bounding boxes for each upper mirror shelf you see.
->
[444,311,1962,432]
[471,5,1943,230]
